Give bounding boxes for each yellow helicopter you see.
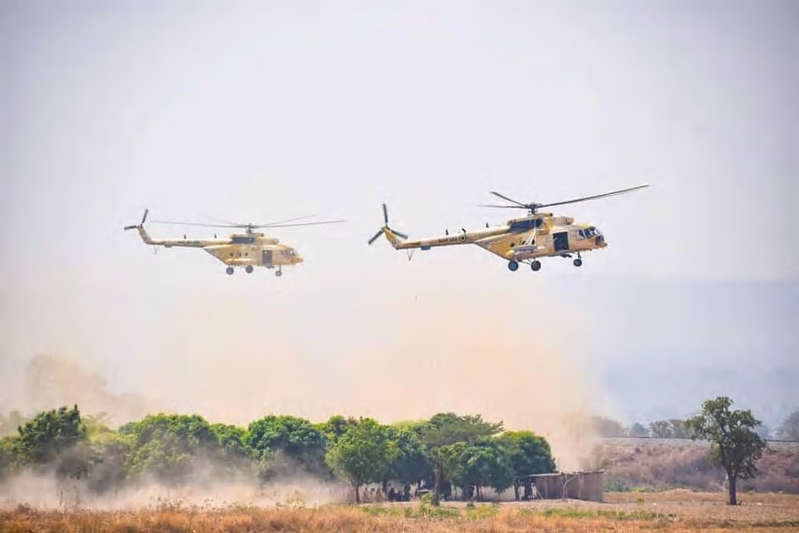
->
[124,210,344,276]
[368,184,649,271]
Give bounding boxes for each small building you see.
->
[517,471,604,502]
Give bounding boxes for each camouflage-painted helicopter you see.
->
[368,184,648,271]
[124,210,344,276]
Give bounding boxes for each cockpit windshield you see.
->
[581,227,600,238]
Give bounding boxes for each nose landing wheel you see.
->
[245,265,254,274]
[531,260,541,271]
[275,268,283,277]
[573,253,582,267]
[508,260,519,272]
[226,266,234,275]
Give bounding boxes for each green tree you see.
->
[447,438,514,500]
[246,415,327,476]
[777,410,799,441]
[211,423,251,460]
[317,415,358,444]
[386,427,431,488]
[325,418,391,503]
[668,419,692,438]
[686,397,766,505]
[86,431,130,493]
[16,406,87,466]
[649,420,673,438]
[0,436,19,479]
[496,431,556,500]
[119,413,219,484]
[628,422,648,437]
[418,413,503,505]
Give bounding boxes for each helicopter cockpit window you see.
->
[231,236,255,244]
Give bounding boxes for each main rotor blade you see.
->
[253,219,347,228]
[382,203,388,224]
[150,220,241,228]
[254,214,319,226]
[478,204,528,209]
[489,191,528,207]
[368,229,384,245]
[200,213,241,226]
[536,184,650,209]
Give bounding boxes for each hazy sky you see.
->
[1,1,797,434]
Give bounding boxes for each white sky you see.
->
[1,1,797,429]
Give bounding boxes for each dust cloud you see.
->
[0,471,347,510]
[2,284,608,471]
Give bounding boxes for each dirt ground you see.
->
[1,490,798,532]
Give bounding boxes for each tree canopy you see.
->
[0,406,560,504]
[325,418,391,503]
[246,415,327,475]
[16,405,87,465]
[686,396,766,505]
[119,413,220,484]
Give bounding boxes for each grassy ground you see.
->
[2,491,799,532]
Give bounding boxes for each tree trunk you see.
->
[513,481,519,501]
[354,483,360,504]
[728,473,737,505]
[432,463,442,506]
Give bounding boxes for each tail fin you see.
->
[367,204,408,248]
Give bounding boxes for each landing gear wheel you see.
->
[573,258,582,267]
[531,260,541,271]
[507,260,519,272]
[275,269,283,277]
[245,265,254,274]
[225,266,234,275]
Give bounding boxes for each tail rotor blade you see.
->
[368,229,384,245]
[141,209,149,225]
[382,203,388,224]
[389,227,408,239]
[123,225,137,231]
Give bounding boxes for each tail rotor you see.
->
[368,203,408,245]
[124,209,149,230]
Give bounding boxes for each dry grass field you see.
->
[2,491,798,532]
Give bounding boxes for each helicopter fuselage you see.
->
[380,213,606,268]
[132,226,303,272]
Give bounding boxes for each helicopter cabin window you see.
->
[231,236,255,244]
[509,218,540,232]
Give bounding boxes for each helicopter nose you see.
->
[295,254,304,263]
[596,235,606,247]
